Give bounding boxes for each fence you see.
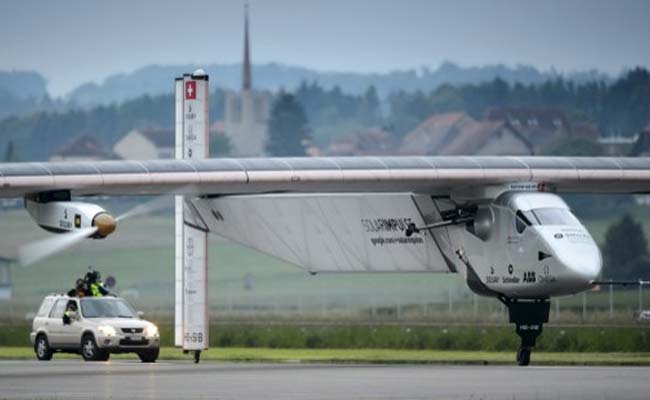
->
[4,281,647,326]
[204,285,648,324]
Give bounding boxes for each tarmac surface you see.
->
[1,360,649,400]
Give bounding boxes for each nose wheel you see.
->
[499,297,550,367]
[516,346,532,366]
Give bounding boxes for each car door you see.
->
[47,300,67,347]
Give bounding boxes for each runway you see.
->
[1,360,648,400]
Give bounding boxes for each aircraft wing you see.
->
[0,156,649,198]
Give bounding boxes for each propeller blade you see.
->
[116,196,173,222]
[19,227,98,267]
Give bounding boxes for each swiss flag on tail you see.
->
[185,81,197,100]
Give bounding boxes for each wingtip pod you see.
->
[18,196,173,267]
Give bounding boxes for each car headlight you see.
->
[145,324,159,337]
[98,325,116,337]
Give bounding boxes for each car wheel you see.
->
[35,334,53,361]
[81,334,109,361]
[138,348,159,363]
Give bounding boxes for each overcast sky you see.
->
[1,0,649,96]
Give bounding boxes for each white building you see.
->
[224,5,272,157]
[50,135,118,162]
[113,128,175,160]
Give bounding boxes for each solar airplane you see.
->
[3,71,648,365]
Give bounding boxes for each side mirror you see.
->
[137,311,144,318]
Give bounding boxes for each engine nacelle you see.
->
[24,192,116,238]
[472,206,494,241]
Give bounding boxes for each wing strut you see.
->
[405,206,475,237]
[590,280,650,286]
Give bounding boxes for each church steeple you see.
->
[242,3,252,91]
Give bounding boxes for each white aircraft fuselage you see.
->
[449,192,601,298]
[187,190,601,300]
[20,182,602,301]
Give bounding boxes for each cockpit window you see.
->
[531,208,580,226]
[515,210,531,234]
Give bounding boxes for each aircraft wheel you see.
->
[516,346,531,366]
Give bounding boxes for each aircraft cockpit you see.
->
[490,191,601,295]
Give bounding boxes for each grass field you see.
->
[2,346,650,366]
[4,324,649,352]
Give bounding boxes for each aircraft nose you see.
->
[554,240,602,286]
[539,227,602,289]
[566,245,601,281]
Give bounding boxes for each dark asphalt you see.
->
[0,360,648,400]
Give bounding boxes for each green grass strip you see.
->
[3,347,650,365]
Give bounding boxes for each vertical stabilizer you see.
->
[174,71,209,356]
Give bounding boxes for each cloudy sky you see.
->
[1,0,649,96]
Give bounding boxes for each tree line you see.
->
[269,67,650,157]
[387,67,650,137]
[603,214,650,282]
[0,91,226,161]
[1,67,649,160]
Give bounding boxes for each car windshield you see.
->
[80,298,137,318]
[528,208,580,226]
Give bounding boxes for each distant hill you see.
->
[65,62,612,106]
[0,70,64,120]
[0,70,48,100]
[0,63,612,112]
[0,61,616,128]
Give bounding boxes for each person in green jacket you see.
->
[85,269,109,297]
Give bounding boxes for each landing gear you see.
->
[499,297,550,366]
[516,346,531,366]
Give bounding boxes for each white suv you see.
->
[30,294,160,362]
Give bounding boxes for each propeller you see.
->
[19,227,99,267]
[115,194,175,222]
[18,196,173,266]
